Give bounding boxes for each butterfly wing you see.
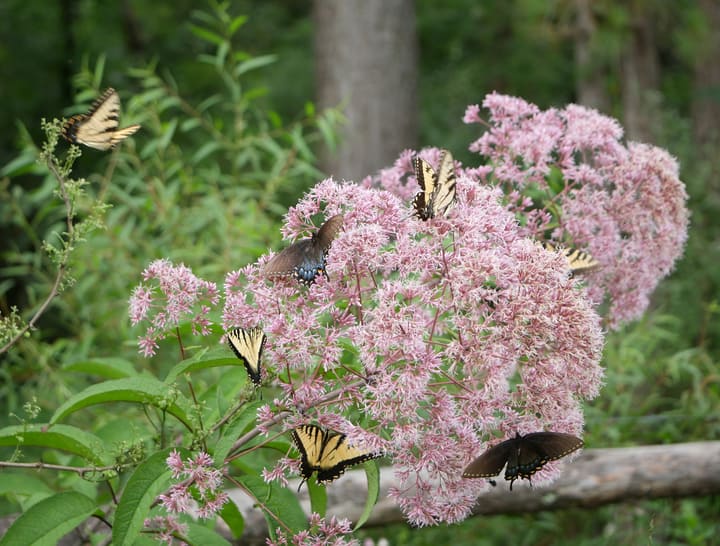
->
[263,239,325,284]
[62,88,140,151]
[541,241,599,274]
[292,425,328,482]
[521,432,583,462]
[429,150,456,218]
[412,151,456,220]
[226,327,266,386]
[504,432,583,488]
[292,424,381,484]
[108,125,142,148]
[412,156,437,220]
[462,437,517,478]
[314,429,381,483]
[314,214,344,249]
[263,215,343,284]
[561,248,599,273]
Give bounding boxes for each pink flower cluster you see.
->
[157,450,229,520]
[143,515,188,546]
[464,92,689,328]
[224,175,603,525]
[267,513,357,546]
[128,91,688,530]
[129,259,219,356]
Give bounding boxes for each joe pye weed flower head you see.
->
[464,93,689,329]
[129,92,688,532]
[224,173,603,525]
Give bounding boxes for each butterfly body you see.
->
[226,327,266,386]
[541,241,599,274]
[462,431,583,490]
[412,150,457,220]
[291,424,381,486]
[62,88,140,151]
[263,214,343,285]
[277,239,327,284]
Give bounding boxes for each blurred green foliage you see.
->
[0,0,719,544]
[0,0,341,419]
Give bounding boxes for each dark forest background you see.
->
[1,1,719,544]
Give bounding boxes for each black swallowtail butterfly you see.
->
[462,431,583,490]
[263,214,344,284]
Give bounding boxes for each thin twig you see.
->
[226,379,365,460]
[0,155,74,355]
[0,460,126,476]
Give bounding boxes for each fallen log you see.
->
[230,441,720,543]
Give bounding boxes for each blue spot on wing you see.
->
[293,252,327,284]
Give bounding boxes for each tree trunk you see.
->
[313,0,418,182]
[692,0,720,149]
[58,0,77,104]
[574,0,611,112]
[619,3,660,142]
[121,0,146,54]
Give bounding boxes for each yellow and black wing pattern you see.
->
[541,241,599,274]
[291,424,381,484]
[62,88,141,151]
[412,150,457,220]
[226,327,266,386]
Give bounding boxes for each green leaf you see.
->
[307,478,327,517]
[317,116,337,151]
[0,424,110,466]
[217,498,244,539]
[228,15,248,35]
[0,472,53,497]
[158,118,178,151]
[237,475,307,539]
[164,351,240,384]
[192,142,224,164]
[112,448,187,546]
[188,25,225,46]
[0,472,54,510]
[0,491,97,546]
[546,165,566,194]
[62,357,137,379]
[49,377,192,429]
[213,401,263,463]
[180,118,202,132]
[1,151,37,177]
[185,521,232,546]
[92,54,106,87]
[233,54,277,77]
[215,367,250,418]
[354,460,381,530]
